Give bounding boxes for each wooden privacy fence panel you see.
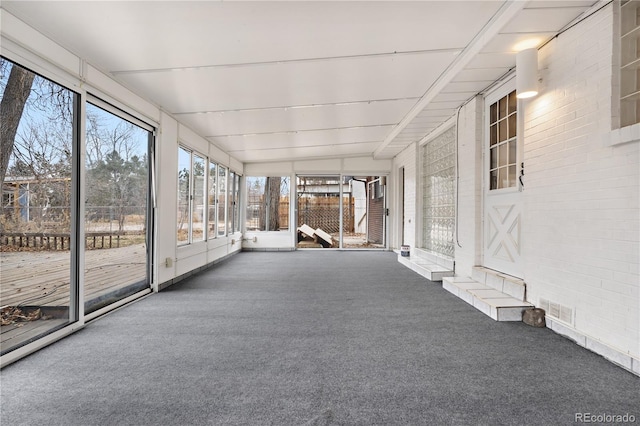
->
[297,197,354,234]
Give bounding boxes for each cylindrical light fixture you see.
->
[516,48,538,99]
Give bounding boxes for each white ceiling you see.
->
[2,1,599,163]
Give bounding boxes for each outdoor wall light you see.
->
[516,48,539,99]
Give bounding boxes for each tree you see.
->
[0,62,35,184]
[266,177,281,231]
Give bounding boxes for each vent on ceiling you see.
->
[539,298,574,325]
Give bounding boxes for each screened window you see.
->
[489,90,517,190]
[246,176,290,231]
[620,0,640,127]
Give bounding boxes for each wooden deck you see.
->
[1,244,148,352]
[1,243,148,309]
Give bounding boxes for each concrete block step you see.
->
[443,276,533,322]
[397,254,454,282]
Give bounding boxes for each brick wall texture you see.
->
[522,5,638,359]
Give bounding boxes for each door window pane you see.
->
[488,90,517,190]
[85,102,150,314]
[296,176,340,248]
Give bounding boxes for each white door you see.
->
[484,83,523,278]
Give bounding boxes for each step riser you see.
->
[471,267,526,301]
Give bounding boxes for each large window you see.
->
[177,146,192,245]
[488,90,517,190]
[1,57,78,354]
[85,100,152,314]
[228,171,241,234]
[620,0,640,127]
[246,176,290,231]
[217,166,227,236]
[177,147,207,245]
[192,154,206,242]
[208,161,218,239]
[178,152,239,244]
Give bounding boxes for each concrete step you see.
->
[471,266,526,301]
[443,275,533,322]
[397,254,454,282]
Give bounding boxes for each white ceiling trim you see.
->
[173,96,421,116]
[209,123,396,139]
[111,48,463,75]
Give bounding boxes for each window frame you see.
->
[217,164,228,237]
[618,0,640,128]
[177,145,209,245]
[245,176,290,232]
[487,90,518,192]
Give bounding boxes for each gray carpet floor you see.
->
[1,251,638,425]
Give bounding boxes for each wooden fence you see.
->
[297,196,354,234]
[0,232,139,251]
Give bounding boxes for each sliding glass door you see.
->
[1,58,78,354]
[84,101,152,315]
[296,175,387,249]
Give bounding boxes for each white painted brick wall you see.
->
[392,143,417,251]
[523,4,639,360]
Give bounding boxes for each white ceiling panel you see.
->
[501,6,592,33]
[211,125,392,153]
[453,68,513,83]
[116,51,457,113]
[424,101,467,110]
[466,52,517,70]
[525,1,596,7]
[2,1,501,71]
[231,141,382,163]
[481,32,557,54]
[442,81,494,95]
[176,98,418,138]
